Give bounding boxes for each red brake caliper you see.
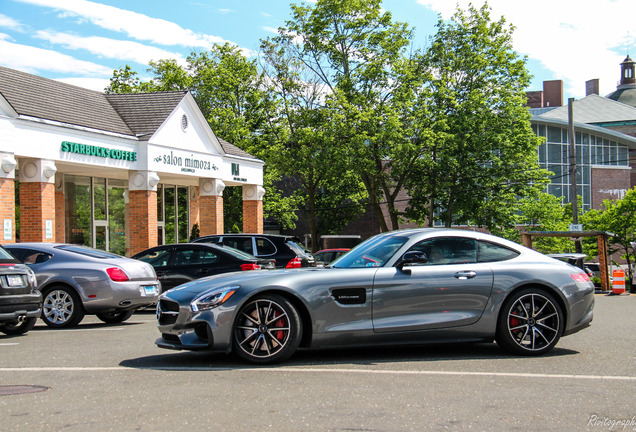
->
[510,312,520,331]
[273,311,284,341]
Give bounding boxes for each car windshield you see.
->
[330,235,408,268]
[57,245,122,259]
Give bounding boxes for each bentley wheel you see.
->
[0,317,37,335]
[496,289,563,355]
[41,285,85,328]
[233,294,302,364]
[96,310,135,324]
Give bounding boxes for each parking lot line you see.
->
[0,366,634,382]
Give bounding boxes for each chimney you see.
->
[586,79,599,96]
[543,80,563,107]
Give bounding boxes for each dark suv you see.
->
[192,234,315,268]
[0,245,42,335]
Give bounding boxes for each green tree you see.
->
[407,4,548,229]
[275,0,422,233]
[581,188,636,284]
[259,37,367,251]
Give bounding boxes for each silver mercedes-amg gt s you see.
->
[155,228,595,364]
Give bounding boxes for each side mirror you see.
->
[397,251,427,271]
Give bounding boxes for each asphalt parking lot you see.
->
[1,293,635,432]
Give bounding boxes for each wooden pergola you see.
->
[521,231,615,291]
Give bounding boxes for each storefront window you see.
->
[164,186,176,244]
[65,175,92,246]
[178,187,188,242]
[158,184,190,245]
[94,177,106,220]
[108,179,127,256]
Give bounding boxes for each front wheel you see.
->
[232,294,302,364]
[96,310,135,324]
[496,288,564,356]
[41,285,85,328]
[0,317,37,335]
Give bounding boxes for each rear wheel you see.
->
[496,288,564,355]
[0,317,37,335]
[96,310,134,324]
[232,294,302,364]
[41,285,85,328]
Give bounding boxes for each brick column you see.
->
[128,171,159,256]
[199,179,224,236]
[18,158,57,242]
[55,175,65,242]
[242,185,265,234]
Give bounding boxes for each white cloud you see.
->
[262,26,279,35]
[14,0,231,48]
[34,30,187,65]
[417,0,636,97]
[0,39,112,76]
[218,8,234,15]
[0,13,23,31]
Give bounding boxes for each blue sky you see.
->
[1,0,635,99]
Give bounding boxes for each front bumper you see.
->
[155,297,232,352]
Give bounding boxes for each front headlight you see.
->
[191,286,239,312]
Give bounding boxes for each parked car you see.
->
[132,243,275,293]
[156,228,595,364]
[314,248,350,267]
[4,243,160,328]
[547,253,594,278]
[192,234,315,268]
[0,245,41,335]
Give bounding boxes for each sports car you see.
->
[155,228,595,364]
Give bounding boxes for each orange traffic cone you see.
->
[611,269,626,295]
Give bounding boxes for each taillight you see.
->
[106,267,129,282]
[570,273,590,283]
[240,263,261,271]
[285,257,302,268]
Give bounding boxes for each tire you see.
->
[0,317,37,335]
[41,285,85,328]
[232,294,302,364]
[496,288,564,356]
[96,310,134,324]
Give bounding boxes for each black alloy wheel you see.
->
[232,294,302,364]
[496,288,564,356]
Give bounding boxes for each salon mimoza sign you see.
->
[154,150,219,173]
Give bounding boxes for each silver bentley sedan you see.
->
[5,243,160,328]
[155,228,595,364]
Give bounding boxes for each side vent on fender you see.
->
[331,288,367,305]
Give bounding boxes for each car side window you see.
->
[9,248,52,265]
[136,249,171,268]
[223,237,254,255]
[255,238,276,256]
[409,237,477,265]
[477,241,519,262]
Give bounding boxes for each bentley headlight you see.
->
[191,286,239,312]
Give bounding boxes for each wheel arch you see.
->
[238,288,313,349]
[498,283,568,328]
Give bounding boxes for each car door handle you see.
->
[454,271,477,279]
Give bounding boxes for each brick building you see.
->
[0,66,265,256]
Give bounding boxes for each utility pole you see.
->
[568,97,583,254]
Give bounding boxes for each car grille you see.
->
[0,303,40,314]
[157,299,180,325]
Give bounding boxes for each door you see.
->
[372,237,494,333]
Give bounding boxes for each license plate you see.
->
[7,275,25,287]
[143,285,158,296]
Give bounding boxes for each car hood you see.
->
[162,267,327,302]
